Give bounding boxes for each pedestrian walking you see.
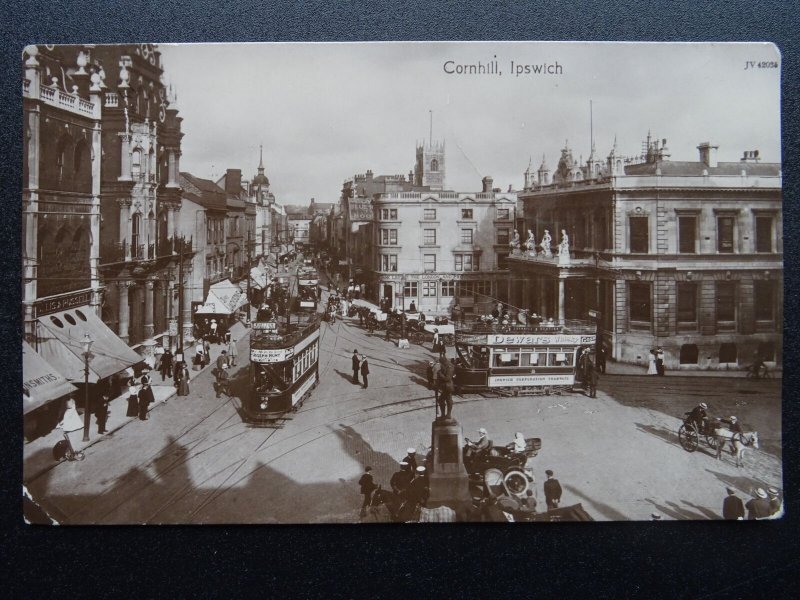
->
[722,486,745,520]
[203,339,211,366]
[360,354,370,389]
[656,347,665,376]
[227,338,238,367]
[216,350,229,372]
[126,378,139,417]
[358,466,376,517]
[210,319,218,342]
[216,366,230,399]
[138,372,155,420]
[543,469,563,510]
[160,348,174,381]
[596,345,606,374]
[647,349,658,375]
[745,488,771,520]
[432,328,441,354]
[94,391,110,434]
[351,349,360,385]
[176,363,190,397]
[57,397,84,449]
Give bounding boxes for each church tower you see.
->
[414,112,445,190]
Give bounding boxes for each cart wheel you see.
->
[706,435,718,450]
[678,424,699,452]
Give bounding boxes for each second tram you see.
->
[297,265,319,311]
[453,320,596,395]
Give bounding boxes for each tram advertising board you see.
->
[488,374,575,387]
[487,334,595,346]
[251,348,293,363]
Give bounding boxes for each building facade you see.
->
[22,45,103,343]
[510,135,782,370]
[372,176,517,314]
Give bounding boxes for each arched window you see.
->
[131,213,142,258]
[430,158,439,171]
[131,149,142,179]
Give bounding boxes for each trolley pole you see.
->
[246,231,252,326]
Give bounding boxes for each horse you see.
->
[369,486,421,522]
[712,428,759,468]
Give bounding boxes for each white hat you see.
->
[416,466,426,473]
[406,448,416,454]
[478,428,487,435]
[755,488,768,499]
[399,461,409,467]
[730,416,737,421]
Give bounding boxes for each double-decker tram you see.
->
[296,264,319,311]
[453,320,596,395]
[245,312,321,424]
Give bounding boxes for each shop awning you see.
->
[249,265,268,290]
[36,307,142,383]
[22,341,77,414]
[196,279,249,315]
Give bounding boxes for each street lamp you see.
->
[81,333,94,442]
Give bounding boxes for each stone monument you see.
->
[427,417,473,510]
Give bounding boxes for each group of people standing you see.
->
[723,485,783,520]
[351,350,370,389]
[647,347,666,376]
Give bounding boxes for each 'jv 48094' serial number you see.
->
[745,60,778,70]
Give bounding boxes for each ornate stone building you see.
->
[90,44,191,354]
[510,134,782,370]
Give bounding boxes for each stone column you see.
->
[167,204,176,243]
[119,133,132,181]
[118,281,130,342]
[144,279,155,338]
[427,419,472,512]
[558,277,566,324]
[539,277,547,319]
[119,198,131,260]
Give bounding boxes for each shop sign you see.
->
[168,319,178,335]
[253,321,277,331]
[34,290,92,318]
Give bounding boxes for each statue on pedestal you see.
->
[541,229,552,257]
[509,230,521,253]
[559,229,570,257]
[525,229,536,255]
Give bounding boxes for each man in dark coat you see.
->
[360,355,370,389]
[745,488,771,520]
[351,350,360,385]
[437,356,455,419]
[405,466,429,508]
[595,345,606,374]
[403,448,418,472]
[543,469,563,510]
[160,348,174,381]
[358,466,376,517]
[94,391,110,434]
[390,462,413,497]
[722,487,745,520]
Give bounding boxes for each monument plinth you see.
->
[427,418,472,509]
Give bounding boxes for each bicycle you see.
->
[745,363,772,379]
[52,432,85,462]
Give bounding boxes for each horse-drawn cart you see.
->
[678,415,719,453]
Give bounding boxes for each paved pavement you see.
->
[23,272,783,524]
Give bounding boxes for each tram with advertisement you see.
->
[296,264,319,311]
[453,320,596,395]
[244,313,321,424]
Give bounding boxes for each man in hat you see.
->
[437,355,455,419]
[722,487,745,520]
[722,415,744,455]
[686,402,709,433]
[656,346,665,376]
[403,448,418,472]
[543,469,563,510]
[405,466,429,508]
[210,318,218,343]
[360,354,370,389]
[351,350,360,385]
[767,487,783,517]
[745,488,771,520]
[227,337,238,367]
[465,428,490,461]
[358,466,376,517]
[390,462,413,497]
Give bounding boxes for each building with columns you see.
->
[509,134,782,370]
[89,44,190,359]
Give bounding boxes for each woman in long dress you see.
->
[647,349,658,375]
[58,397,84,449]
[138,373,155,420]
[126,378,139,417]
[177,364,190,397]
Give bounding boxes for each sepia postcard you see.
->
[21,41,782,524]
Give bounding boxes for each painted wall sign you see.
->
[34,290,92,318]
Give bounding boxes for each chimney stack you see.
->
[740,150,760,163]
[482,176,493,193]
[697,142,719,168]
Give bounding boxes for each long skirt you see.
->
[138,396,149,420]
[177,379,190,396]
[647,357,658,375]
[126,395,139,417]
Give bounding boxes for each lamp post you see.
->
[81,333,94,442]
